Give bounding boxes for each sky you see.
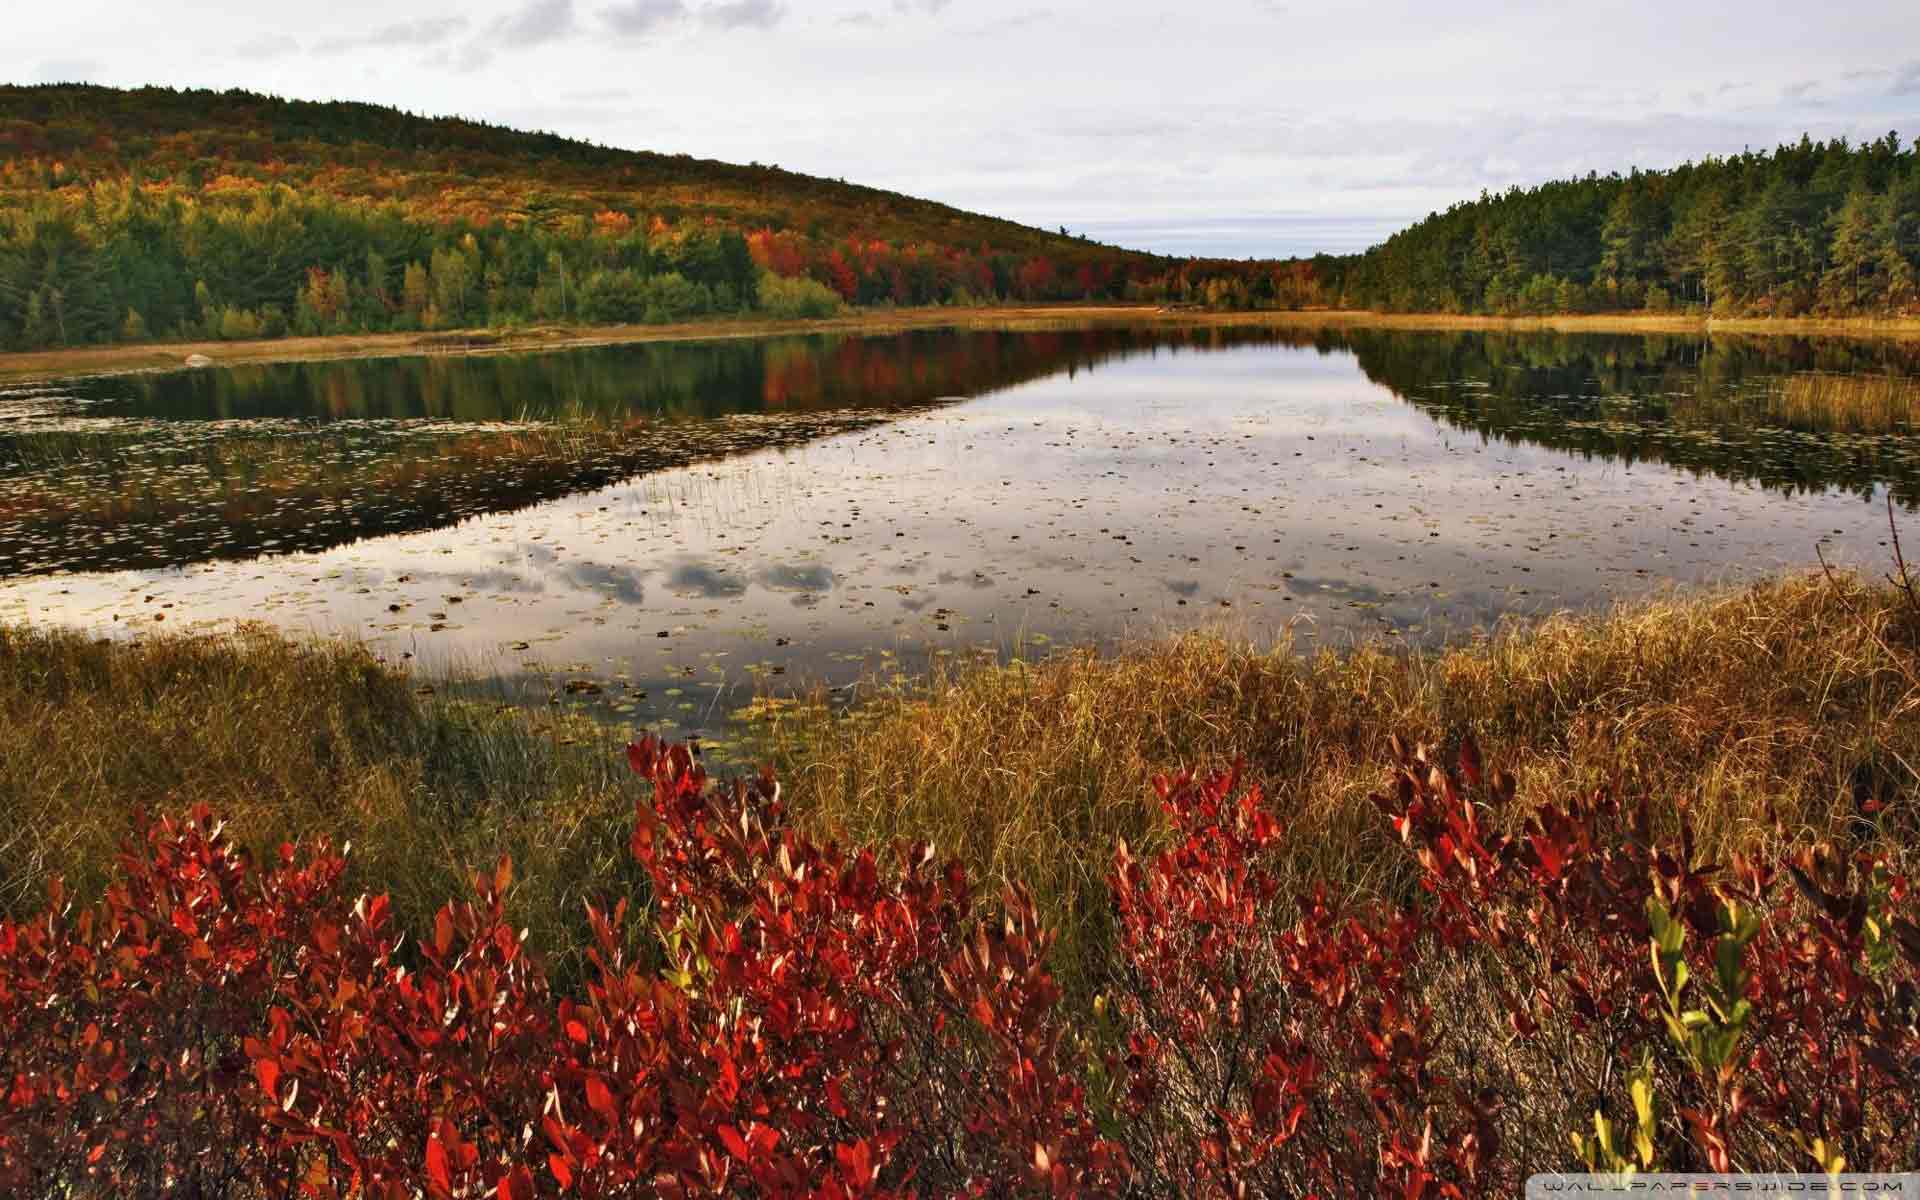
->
[6,1,1920,259]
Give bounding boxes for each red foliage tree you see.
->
[1015,257,1057,301]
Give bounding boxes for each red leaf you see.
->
[548,1153,574,1191]
[718,1123,753,1162]
[253,1058,280,1098]
[425,1129,453,1197]
[498,1167,536,1200]
[585,1076,615,1123]
[836,1139,874,1188]
[1458,737,1484,790]
[564,1019,588,1044]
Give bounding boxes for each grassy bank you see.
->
[1261,308,1920,340]
[8,304,1920,384]
[761,571,1920,987]
[0,624,637,978]
[5,570,1917,993]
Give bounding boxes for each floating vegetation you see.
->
[0,410,926,575]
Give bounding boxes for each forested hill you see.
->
[1,85,1101,256]
[1330,133,1920,318]
[1,84,1293,351]
[18,87,1911,352]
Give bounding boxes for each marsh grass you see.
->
[0,623,640,981]
[756,572,1920,991]
[6,571,1918,995]
[1764,371,1920,433]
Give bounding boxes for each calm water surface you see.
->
[6,325,1920,750]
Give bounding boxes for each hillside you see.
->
[0,85,1112,257]
[1327,132,1920,318]
[30,89,1916,353]
[0,85,1297,351]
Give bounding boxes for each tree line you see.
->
[30,89,1918,350]
[0,180,1329,351]
[0,86,1336,351]
[1328,132,1920,317]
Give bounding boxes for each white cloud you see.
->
[31,59,102,84]
[313,16,469,55]
[492,0,579,45]
[698,0,783,29]
[600,0,688,37]
[235,34,302,59]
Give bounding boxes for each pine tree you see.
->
[23,288,51,346]
[362,248,390,321]
[1822,188,1887,311]
[1599,182,1663,286]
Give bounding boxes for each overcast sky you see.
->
[6,1,1919,258]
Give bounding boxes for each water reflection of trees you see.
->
[68,327,1294,423]
[12,324,1920,577]
[1330,329,1920,506]
[3,327,1297,575]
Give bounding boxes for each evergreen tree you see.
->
[1823,187,1888,311]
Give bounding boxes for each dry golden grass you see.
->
[1761,372,1920,433]
[6,572,1916,993]
[758,572,1920,987]
[1251,308,1920,340]
[0,623,638,979]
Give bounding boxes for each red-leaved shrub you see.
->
[1371,735,1920,1175]
[5,734,1920,1196]
[1104,763,1496,1196]
[0,809,345,1195]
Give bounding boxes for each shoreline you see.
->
[7,304,1920,384]
[5,570,1914,972]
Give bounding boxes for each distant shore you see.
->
[6,304,1920,383]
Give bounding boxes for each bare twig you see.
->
[1816,540,1851,597]
[1887,492,1920,619]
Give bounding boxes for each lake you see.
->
[6,323,1920,754]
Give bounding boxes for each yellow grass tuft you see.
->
[757,572,1920,988]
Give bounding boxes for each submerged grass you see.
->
[5,571,1918,992]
